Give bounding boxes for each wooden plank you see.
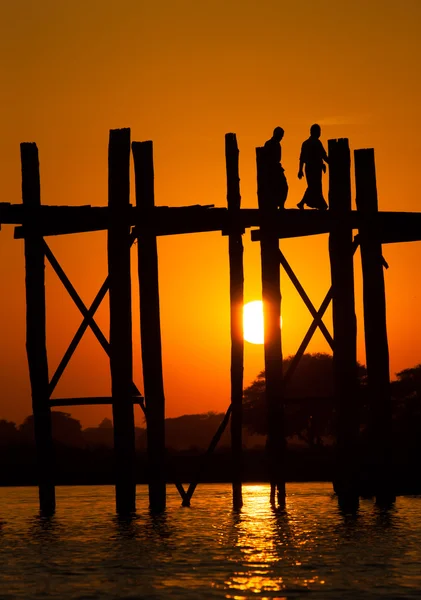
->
[132,140,166,512]
[107,128,136,514]
[355,148,395,505]
[225,133,244,510]
[256,146,285,507]
[328,138,359,509]
[21,143,55,515]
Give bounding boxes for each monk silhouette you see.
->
[263,126,288,209]
[297,124,328,210]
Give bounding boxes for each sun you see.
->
[243,300,282,344]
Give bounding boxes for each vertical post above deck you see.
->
[355,148,395,505]
[328,138,359,509]
[108,128,136,514]
[21,143,55,515]
[132,140,166,513]
[225,133,244,510]
[256,147,285,506]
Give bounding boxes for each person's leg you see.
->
[279,173,288,208]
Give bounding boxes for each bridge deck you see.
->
[0,202,417,244]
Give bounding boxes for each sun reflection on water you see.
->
[222,484,330,596]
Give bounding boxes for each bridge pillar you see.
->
[225,133,244,511]
[328,138,359,510]
[355,148,395,506]
[256,147,285,507]
[132,140,166,513]
[108,128,137,514]
[21,142,55,515]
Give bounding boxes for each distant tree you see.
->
[390,365,421,450]
[391,364,421,402]
[0,420,18,445]
[165,413,231,451]
[83,418,114,448]
[19,411,85,447]
[243,353,366,447]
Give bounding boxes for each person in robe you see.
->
[297,124,328,210]
[263,126,288,209]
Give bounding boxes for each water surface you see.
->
[0,483,420,599]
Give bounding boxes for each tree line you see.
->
[1,353,420,454]
[242,353,421,456]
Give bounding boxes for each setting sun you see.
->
[243,301,265,344]
[243,301,282,344]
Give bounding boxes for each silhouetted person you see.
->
[263,126,288,209]
[297,124,328,210]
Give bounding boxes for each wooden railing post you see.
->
[355,148,395,505]
[21,142,55,515]
[108,128,136,514]
[132,140,166,512]
[225,133,244,510]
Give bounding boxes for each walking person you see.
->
[263,126,288,209]
[297,124,328,210]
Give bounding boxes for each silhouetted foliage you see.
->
[391,365,421,455]
[0,419,18,445]
[243,353,366,446]
[19,411,85,447]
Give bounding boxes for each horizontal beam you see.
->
[3,202,421,244]
[50,396,143,407]
[250,211,421,244]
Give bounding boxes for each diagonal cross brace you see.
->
[284,237,361,387]
[182,404,232,506]
[43,239,142,399]
[279,250,334,350]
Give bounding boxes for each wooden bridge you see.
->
[4,129,421,515]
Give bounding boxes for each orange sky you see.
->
[0,0,420,427]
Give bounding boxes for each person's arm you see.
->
[321,142,328,164]
[319,141,328,173]
[298,144,305,179]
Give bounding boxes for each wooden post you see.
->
[132,140,166,512]
[21,143,55,515]
[355,148,395,505]
[225,133,244,510]
[328,138,359,509]
[256,147,285,506]
[108,128,136,514]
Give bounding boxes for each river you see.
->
[0,483,420,599]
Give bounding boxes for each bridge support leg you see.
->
[256,147,285,507]
[355,148,395,506]
[21,143,55,515]
[225,133,244,511]
[108,128,136,514]
[132,141,166,513]
[328,138,359,511]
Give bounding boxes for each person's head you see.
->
[273,126,284,141]
[310,123,321,138]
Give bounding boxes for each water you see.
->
[0,484,420,599]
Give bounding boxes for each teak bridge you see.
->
[3,128,421,515]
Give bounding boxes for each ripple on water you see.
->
[0,483,420,599]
